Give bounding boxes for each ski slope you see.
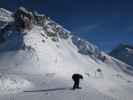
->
[0,8,133,100]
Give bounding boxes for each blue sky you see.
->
[0,0,133,52]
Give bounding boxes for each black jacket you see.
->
[72,74,83,81]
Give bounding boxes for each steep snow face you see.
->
[1,25,133,99]
[0,7,133,100]
[110,44,133,67]
[72,36,101,58]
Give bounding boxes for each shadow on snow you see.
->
[24,87,72,93]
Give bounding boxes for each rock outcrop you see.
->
[33,11,47,26]
[14,7,33,31]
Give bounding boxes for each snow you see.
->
[0,74,32,95]
[0,8,14,22]
[0,8,133,100]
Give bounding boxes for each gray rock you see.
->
[13,7,33,31]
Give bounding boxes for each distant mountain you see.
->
[110,43,133,67]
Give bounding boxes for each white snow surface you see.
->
[0,8,133,100]
[0,74,32,95]
[0,8,13,22]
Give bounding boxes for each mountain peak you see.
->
[110,43,133,67]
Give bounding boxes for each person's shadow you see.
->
[24,87,72,93]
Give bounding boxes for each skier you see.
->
[72,73,83,90]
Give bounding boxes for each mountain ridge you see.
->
[110,43,133,67]
[0,7,133,100]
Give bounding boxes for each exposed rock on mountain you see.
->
[14,7,33,31]
[33,11,47,26]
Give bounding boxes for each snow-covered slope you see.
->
[0,7,133,100]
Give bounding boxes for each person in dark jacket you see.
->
[72,73,83,90]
